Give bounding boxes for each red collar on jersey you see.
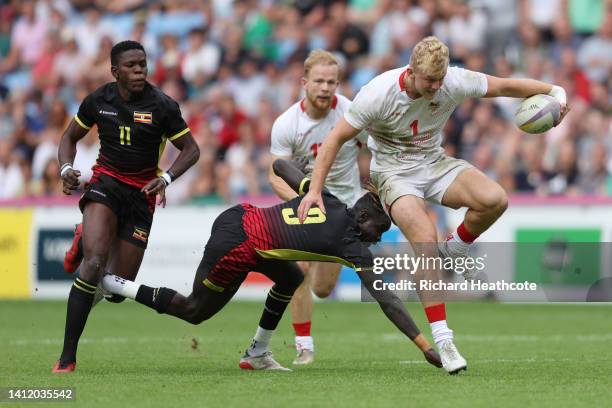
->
[300,95,338,112]
[399,67,410,91]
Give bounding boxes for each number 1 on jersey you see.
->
[310,142,320,158]
[410,120,418,136]
[119,126,131,146]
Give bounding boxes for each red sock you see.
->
[293,321,311,336]
[457,222,479,243]
[424,304,446,323]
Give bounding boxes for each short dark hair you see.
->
[353,190,392,230]
[111,40,146,66]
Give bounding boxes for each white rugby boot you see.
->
[438,339,467,374]
[239,351,292,371]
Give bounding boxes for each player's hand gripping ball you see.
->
[515,94,561,134]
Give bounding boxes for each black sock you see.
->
[59,277,97,364]
[259,286,293,330]
[135,286,177,314]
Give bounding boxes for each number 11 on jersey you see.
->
[119,126,131,146]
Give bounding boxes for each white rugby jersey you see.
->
[345,66,487,172]
[271,94,366,206]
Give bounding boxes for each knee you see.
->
[185,302,210,325]
[80,255,107,279]
[477,186,508,216]
[313,282,334,298]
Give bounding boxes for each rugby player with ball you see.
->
[298,36,569,374]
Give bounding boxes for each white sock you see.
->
[247,326,274,356]
[102,274,139,299]
[430,320,454,347]
[446,231,471,256]
[295,335,314,352]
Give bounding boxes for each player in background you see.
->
[54,40,200,373]
[269,50,367,364]
[298,36,569,374]
[102,158,442,371]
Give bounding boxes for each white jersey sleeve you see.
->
[344,80,389,131]
[270,113,294,157]
[444,66,488,101]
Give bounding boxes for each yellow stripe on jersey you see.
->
[74,114,92,130]
[256,248,356,270]
[168,127,190,141]
[156,135,168,176]
[298,178,310,196]
[203,278,225,292]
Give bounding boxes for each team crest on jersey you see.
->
[132,227,149,243]
[134,111,153,124]
[428,102,440,112]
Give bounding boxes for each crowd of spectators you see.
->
[0,0,610,204]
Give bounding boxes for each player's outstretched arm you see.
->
[269,154,300,201]
[272,158,307,194]
[57,119,90,195]
[298,118,361,222]
[484,75,569,124]
[356,269,442,368]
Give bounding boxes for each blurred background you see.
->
[0,0,610,204]
[0,0,610,300]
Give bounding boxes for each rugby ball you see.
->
[514,94,560,134]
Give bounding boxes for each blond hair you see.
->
[304,49,339,77]
[409,36,449,77]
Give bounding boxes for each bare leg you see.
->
[442,168,508,235]
[310,262,342,299]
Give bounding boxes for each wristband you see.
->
[160,172,172,186]
[60,163,73,177]
[166,170,176,182]
[548,85,567,106]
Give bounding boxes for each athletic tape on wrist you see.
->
[60,163,73,177]
[160,172,172,186]
[166,170,176,182]
[549,85,567,106]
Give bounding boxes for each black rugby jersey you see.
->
[74,82,189,188]
[243,178,374,272]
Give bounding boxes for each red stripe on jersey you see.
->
[206,239,259,287]
[91,167,157,211]
[241,204,276,251]
[93,164,155,189]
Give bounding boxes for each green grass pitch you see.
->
[1,300,611,407]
